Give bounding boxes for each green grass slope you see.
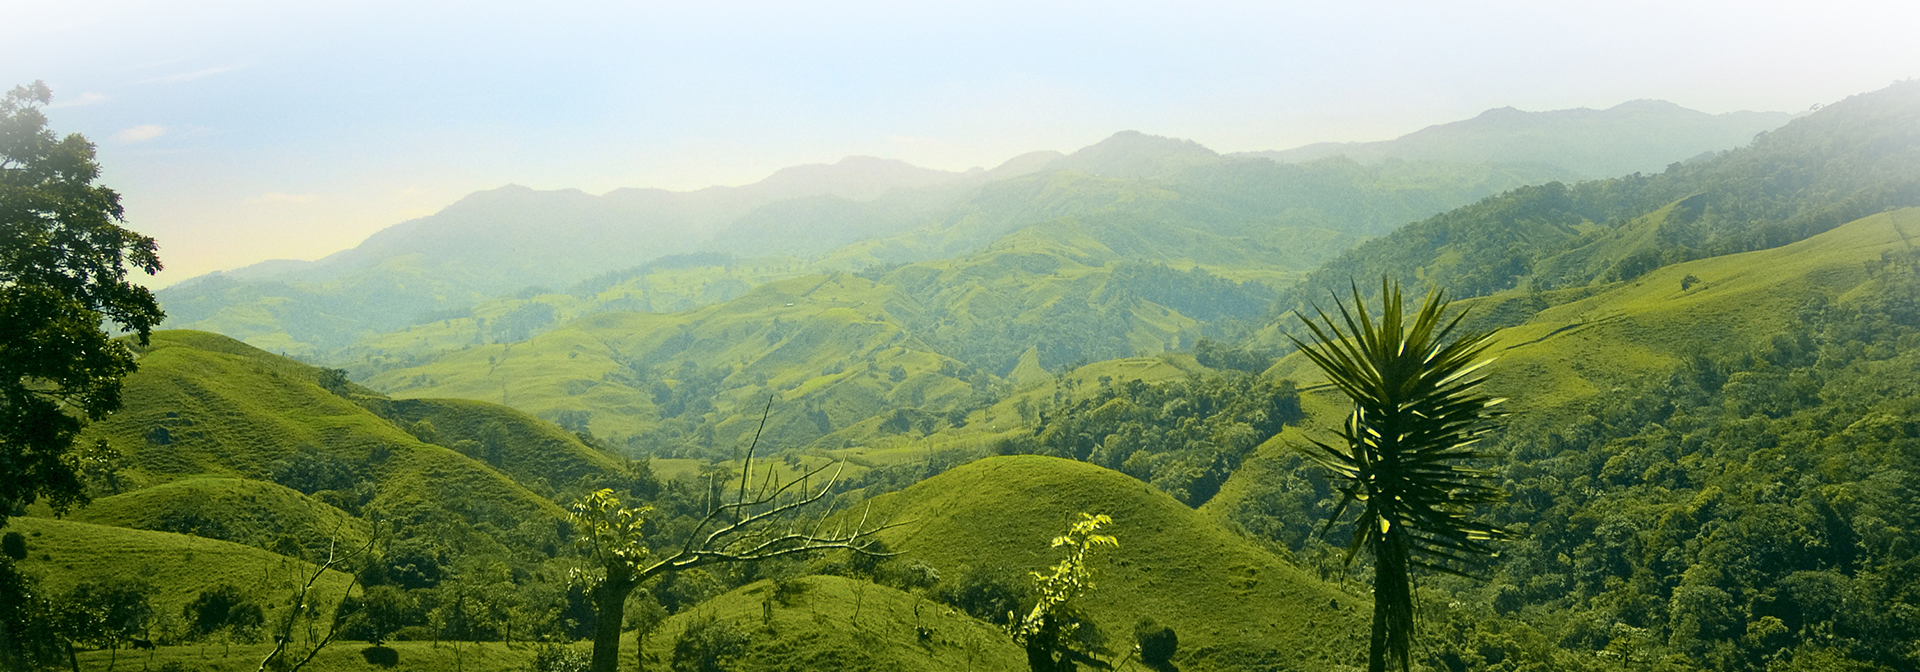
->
[637,575,1027,672]
[359,397,632,494]
[867,455,1368,672]
[7,517,355,631]
[78,331,571,554]
[66,477,371,559]
[72,641,563,672]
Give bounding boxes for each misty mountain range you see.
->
[157,100,1791,353]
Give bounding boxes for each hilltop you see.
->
[868,455,1369,671]
[1246,99,1792,178]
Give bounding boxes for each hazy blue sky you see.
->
[5,0,1916,286]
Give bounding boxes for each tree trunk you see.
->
[1368,530,1412,672]
[589,568,639,672]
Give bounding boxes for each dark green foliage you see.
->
[0,532,21,560]
[269,445,360,495]
[493,302,557,343]
[0,81,165,525]
[1475,271,1920,670]
[0,558,64,670]
[360,644,399,667]
[1134,618,1178,667]
[1192,337,1275,373]
[670,616,749,672]
[529,645,591,672]
[933,564,1032,627]
[1103,262,1272,324]
[62,577,155,652]
[1029,372,1302,505]
[1289,281,1509,672]
[183,583,264,644]
[341,585,423,644]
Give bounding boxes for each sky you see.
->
[4,0,1917,288]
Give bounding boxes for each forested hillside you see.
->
[1288,81,1920,311]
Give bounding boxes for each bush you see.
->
[360,645,399,667]
[1134,618,1178,666]
[671,616,750,672]
[1,532,23,560]
[934,565,1030,626]
[528,645,590,672]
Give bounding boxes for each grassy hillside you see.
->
[76,331,579,561]
[358,397,636,497]
[866,455,1370,672]
[72,641,562,672]
[637,575,1028,672]
[66,477,371,559]
[8,517,356,633]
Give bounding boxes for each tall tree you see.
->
[0,80,164,524]
[1288,280,1510,672]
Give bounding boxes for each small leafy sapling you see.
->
[1011,513,1118,672]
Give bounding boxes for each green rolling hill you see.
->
[637,575,1028,672]
[71,330,615,561]
[7,517,357,635]
[65,477,371,560]
[867,455,1370,672]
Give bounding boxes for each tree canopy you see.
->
[0,80,163,522]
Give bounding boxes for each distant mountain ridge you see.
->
[1241,99,1792,178]
[155,97,1787,356]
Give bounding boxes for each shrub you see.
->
[528,645,590,672]
[934,565,1030,626]
[671,616,749,672]
[1134,618,1178,666]
[1,532,24,560]
[360,645,399,667]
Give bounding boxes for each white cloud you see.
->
[142,65,241,84]
[113,125,166,142]
[46,93,109,109]
[251,192,320,204]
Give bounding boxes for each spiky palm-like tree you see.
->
[1288,280,1510,672]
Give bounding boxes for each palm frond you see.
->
[1287,278,1511,672]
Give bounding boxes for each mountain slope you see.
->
[1247,99,1791,178]
[1281,80,1920,312]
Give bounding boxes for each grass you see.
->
[863,454,1371,672]
[8,517,356,640]
[65,477,372,558]
[71,639,584,672]
[78,330,572,560]
[358,397,630,493]
[636,575,1027,672]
